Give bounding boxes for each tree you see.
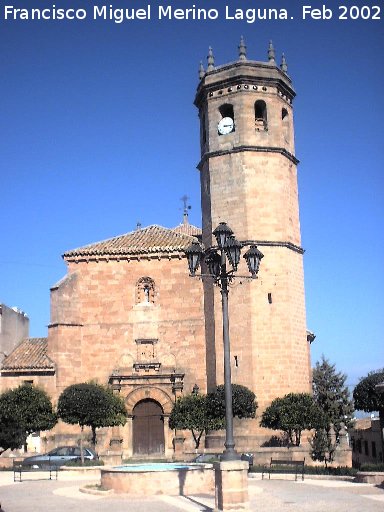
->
[310,357,354,466]
[169,393,222,449]
[260,393,322,446]
[310,428,337,468]
[353,369,384,461]
[57,383,126,451]
[0,383,57,454]
[0,417,26,455]
[312,356,354,441]
[206,384,257,422]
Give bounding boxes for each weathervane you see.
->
[181,195,191,222]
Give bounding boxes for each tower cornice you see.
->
[194,61,295,109]
[243,240,304,254]
[197,145,299,170]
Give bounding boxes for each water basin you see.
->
[101,462,214,495]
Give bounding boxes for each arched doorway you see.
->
[132,399,165,456]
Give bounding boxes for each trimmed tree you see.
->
[57,383,126,456]
[169,393,222,449]
[206,384,257,422]
[0,383,57,454]
[353,369,384,461]
[0,419,26,455]
[260,392,322,446]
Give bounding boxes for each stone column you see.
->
[214,460,250,512]
[163,416,174,459]
[122,417,133,458]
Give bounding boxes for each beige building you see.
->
[1,42,312,458]
[350,417,383,466]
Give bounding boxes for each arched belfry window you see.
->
[201,111,207,145]
[137,277,155,304]
[219,104,234,119]
[255,100,268,131]
[282,108,290,143]
[218,104,235,135]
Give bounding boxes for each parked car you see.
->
[21,446,98,469]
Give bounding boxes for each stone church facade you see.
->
[1,41,312,458]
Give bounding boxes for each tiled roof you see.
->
[173,222,202,237]
[63,224,200,261]
[1,338,55,372]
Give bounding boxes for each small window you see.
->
[364,440,369,456]
[137,277,155,304]
[255,100,268,131]
[372,441,376,457]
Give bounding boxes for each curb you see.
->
[79,485,114,496]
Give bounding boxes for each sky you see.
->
[1,0,383,392]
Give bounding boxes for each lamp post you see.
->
[185,222,263,461]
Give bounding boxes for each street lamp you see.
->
[185,222,264,461]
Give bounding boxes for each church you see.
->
[1,40,312,459]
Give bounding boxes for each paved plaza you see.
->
[0,471,383,511]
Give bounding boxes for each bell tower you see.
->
[195,39,311,447]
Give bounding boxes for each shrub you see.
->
[64,459,104,467]
[359,463,384,472]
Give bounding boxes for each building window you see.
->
[218,104,235,134]
[219,103,234,120]
[137,277,155,304]
[372,441,377,458]
[364,440,369,456]
[282,108,290,143]
[201,111,207,144]
[255,100,268,131]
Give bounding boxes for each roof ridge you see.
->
[63,224,179,254]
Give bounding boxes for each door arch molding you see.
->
[125,385,173,415]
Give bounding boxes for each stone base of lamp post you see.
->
[100,451,123,466]
[172,436,185,459]
[213,460,250,512]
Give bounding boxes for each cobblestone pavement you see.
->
[0,471,383,511]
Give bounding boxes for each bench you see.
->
[262,458,305,481]
[13,459,58,482]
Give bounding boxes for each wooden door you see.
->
[132,399,165,456]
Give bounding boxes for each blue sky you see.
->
[1,1,383,391]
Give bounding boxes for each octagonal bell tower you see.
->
[195,39,311,448]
